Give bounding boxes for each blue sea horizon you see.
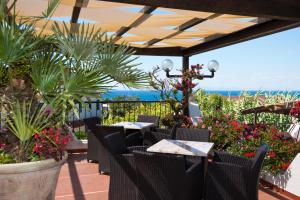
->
[101,90,300,101]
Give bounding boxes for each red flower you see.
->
[33,143,41,153]
[290,101,300,117]
[281,163,290,170]
[244,152,256,158]
[230,121,240,131]
[272,165,277,170]
[34,133,40,139]
[268,151,276,158]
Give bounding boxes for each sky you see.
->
[129,27,300,91]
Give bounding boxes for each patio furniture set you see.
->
[84,115,268,200]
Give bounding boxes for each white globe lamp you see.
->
[207,60,219,72]
[161,59,174,72]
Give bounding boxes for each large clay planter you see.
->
[0,153,67,200]
[261,153,300,197]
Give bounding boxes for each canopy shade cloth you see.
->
[8,0,300,56]
[240,102,296,115]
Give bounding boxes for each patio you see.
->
[55,153,293,200]
[0,1,299,200]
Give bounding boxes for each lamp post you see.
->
[161,59,219,79]
[161,59,219,116]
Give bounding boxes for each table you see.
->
[147,139,214,157]
[147,139,214,197]
[112,121,154,130]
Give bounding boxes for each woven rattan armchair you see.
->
[133,150,204,200]
[103,132,147,200]
[137,115,160,128]
[143,124,180,146]
[205,144,268,200]
[85,125,141,174]
[175,128,210,142]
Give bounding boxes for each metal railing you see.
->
[68,100,172,138]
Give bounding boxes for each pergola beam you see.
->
[98,0,300,21]
[115,6,156,41]
[183,19,300,56]
[145,13,220,47]
[133,47,183,56]
[70,0,89,32]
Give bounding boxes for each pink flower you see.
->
[43,106,53,117]
[0,142,6,149]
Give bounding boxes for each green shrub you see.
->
[200,112,300,175]
[0,150,15,164]
[195,90,299,131]
[74,130,87,140]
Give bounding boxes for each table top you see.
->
[147,139,214,157]
[112,121,154,130]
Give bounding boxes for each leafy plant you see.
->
[195,90,298,131]
[0,0,148,163]
[5,101,50,161]
[74,130,87,140]
[0,150,15,164]
[199,112,300,175]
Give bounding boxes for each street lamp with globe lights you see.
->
[159,59,220,117]
[161,59,219,79]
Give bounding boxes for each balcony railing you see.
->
[68,100,172,139]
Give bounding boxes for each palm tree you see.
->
[0,0,148,125]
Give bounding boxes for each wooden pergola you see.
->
[15,0,300,58]
[241,101,295,124]
[14,0,300,114]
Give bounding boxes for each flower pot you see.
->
[0,153,67,200]
[261,153,300,197]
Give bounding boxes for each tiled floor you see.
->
[55,153,294,200]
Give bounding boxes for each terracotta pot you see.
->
[0,153,67,200]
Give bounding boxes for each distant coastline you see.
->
[101,90,300,101]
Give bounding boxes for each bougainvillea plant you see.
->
[199,112,300,175]
[149,64,205,127]
[290,101,300,118]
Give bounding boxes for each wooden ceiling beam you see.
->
[133,47,183,56]
[183,19,300,56]
[98,0,300,21]
[114,6,156,41]
[145,14,221,47]
[70,0,89,33]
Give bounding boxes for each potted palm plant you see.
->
[0,0,147,199]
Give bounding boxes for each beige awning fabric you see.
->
[11,0,268,49]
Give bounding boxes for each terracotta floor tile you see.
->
[55,153,294,200]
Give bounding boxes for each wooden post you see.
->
[182,56,190,116]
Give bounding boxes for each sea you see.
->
[101,90,300,101]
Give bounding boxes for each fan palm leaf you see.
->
[0,22,40,67]
[5,101,50,142]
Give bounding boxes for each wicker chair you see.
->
[205,144,268,200]
[83,117,101,131]
[175,128,210,142]
[137,115,160,128]
[133,150,204,200]
[86,125,141,174]
[143,124,180,146]
[103,132,147,200]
